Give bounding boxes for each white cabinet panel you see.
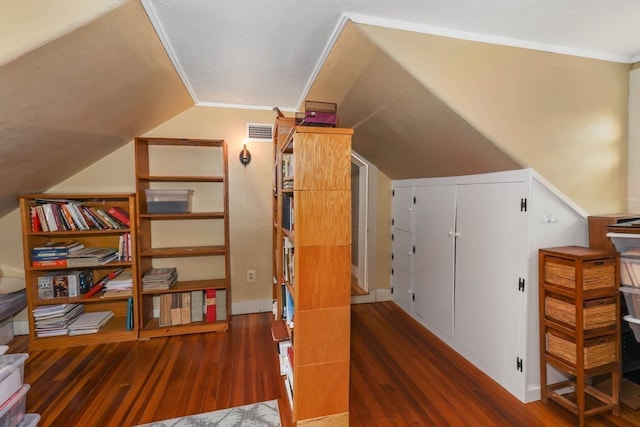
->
[454,182,526,397]
[413,185,456,339]
[391,229,413,313]
[392,186,414,233]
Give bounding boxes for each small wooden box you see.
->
[544,257,616,291]
[547,330,616,369]
[545,295,617,330]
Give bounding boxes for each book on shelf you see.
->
[191,290,204,322]
[159,294,172,327]
[126,297,134,331]
[67,311,114,335]
[32,303,84,337]
[181,293,191,325]
[67,247,118,267]
[32,259,68,268]
[38,271,86,298]
[142,267,178,290]
[107,206,130,227]
[206,289,216,322]
[171,293,182,325]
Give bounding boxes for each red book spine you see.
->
[32,259,67,268]
[107,207,130,227]
[206,289,217,322]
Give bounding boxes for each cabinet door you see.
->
[454,182,526,397]
[391,229,413,313]
[413,185,456,339]
[392,186,414,233]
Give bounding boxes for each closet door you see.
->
[453,182,527,397]
[412,185,456,340]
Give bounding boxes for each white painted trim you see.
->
[298,14,352,110]
[12,319,28,336]
[231,299,273,315]
[195,101,297,111]
[351,288,392,305]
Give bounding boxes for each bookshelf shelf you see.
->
[135,137,230,339]
[18,193,139,351]
[271,116,352,425]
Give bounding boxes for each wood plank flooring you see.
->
[7,301,640,426]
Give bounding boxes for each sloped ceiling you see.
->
[307,22,521,179]
[0,1,192,217]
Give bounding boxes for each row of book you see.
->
[142,267,177,291]
[282,194,294,231]
[282,237,294,287]
[158,289,226,326]
[31,239,128,268]
[30,198,130,233]
[281,153,294,187]
[38,269,94,299]
[278,339,294,409]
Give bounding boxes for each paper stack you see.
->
[142,267,177,291]
[101,271,134,298]
[32,304,84,337]
[67,311,114,336]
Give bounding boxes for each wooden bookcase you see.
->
[18,193,139,350]
[539,246,620,427]
[134,137,230,338]
[272,118,352,426]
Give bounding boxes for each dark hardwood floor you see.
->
[7,301,640,426]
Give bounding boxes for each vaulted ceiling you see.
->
[0,1,638,217]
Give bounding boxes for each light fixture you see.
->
[239,140,251,167]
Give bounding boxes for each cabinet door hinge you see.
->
[391,268,394,275]
[520,198,527,212]
[392,189,395,197]
[392,218,395,226]
[413,196,416,204]
[516,357,523,372]
[392,233,395,241]
[391,286,394,294]
[391,253,394,261]
[413,245,416,254]
[412,294,415,302]
[518,278,525,292]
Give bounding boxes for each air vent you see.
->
[246,123,273,141]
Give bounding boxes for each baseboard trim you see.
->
[232,299,273,315]
[351,288,392,304]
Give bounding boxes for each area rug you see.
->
[135,400,281,427]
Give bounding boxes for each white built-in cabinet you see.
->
[391,169,588,403]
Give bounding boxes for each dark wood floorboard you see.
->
[7,301,640,426]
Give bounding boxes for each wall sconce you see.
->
[239,140,251,167]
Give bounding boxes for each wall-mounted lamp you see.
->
[239,140,251,167]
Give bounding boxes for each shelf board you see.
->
[139,317,229,339]
[137,175,224,182]
[28,260,133,272]
[29,315,136,351]
[141,278,227,295]
[140,245,226,258]
[139,212,224,220]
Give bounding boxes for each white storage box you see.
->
[0,354,27,408]
[145,189,193,214]
[16,414,38,427]
[0,384,29,427]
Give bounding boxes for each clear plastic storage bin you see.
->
[145,189,194,214]
[0,384,29,427]
[0,354,27,408]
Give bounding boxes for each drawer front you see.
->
[546,331,617,369]
[544,257,616,291]
[545,295,617,330]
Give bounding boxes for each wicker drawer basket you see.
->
[545,295,617,330]
[546,331,616,369]
[544,257,615,291]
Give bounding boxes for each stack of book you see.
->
[31,240,85,268]
[67,247,118,267]
[67,311,114,336]
[32,304,84,337]
[101,271,133,299]
[142,268,177,291]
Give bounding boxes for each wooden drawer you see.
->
[545,295,617,330]
[544,257,616,291]
[546,330,616,369]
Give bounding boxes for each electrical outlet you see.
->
[246,269,256,282]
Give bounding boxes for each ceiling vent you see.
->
[246,123,273,142]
